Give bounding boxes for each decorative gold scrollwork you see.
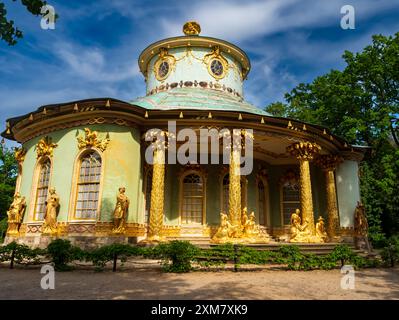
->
[36,136,58,158]
[183,21,201,36]
[77,128,110,152]
[14,147,27,163]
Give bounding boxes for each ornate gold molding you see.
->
[36,136,58,158]
[77,128,110,152]
[286,141,321,161]
[14,147,27,163]
[183,21,201,36]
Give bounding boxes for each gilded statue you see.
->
[354,201,368,237]
[42,188,60,235]
[6,192,26,235]
[315,216,328,242]
[289,209,312,243]
[212,213,230,243]
[241,207,248,226]
[243,212,260,239]
[354,201,371,251]
[112,187,130,234]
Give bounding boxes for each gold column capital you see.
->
[315,154,343,171]
[287,141,321,161]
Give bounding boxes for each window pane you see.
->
[75,152,102,219]
[34,159,51,221]
[181,174,203,224]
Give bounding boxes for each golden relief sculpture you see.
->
[14,147,27,163]
[6,192,26,235]
[212,207,269,243]
[112,187,130,234]
[183,21,201,36]
[77,128,109,151]
[36,136,58,158]
[287,141,321,235]
[42,188,60,235]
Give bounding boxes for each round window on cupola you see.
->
[153,47,176,81]
[204,46,228,80]
[158,61,170,79]
[210,59,224,77]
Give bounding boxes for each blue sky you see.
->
[1,0,398,146]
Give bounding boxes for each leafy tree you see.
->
[0,142,18,220]
[0,0,47,45]
[265,101,288,117]
[265,32,399,242]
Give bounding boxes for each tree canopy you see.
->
[0,0,47,45]
[265,32,399,243]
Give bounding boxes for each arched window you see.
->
[221,174,247,214]
[281,181,300,225]
[258,180,266,226]
[181,173,204,224]
[144,169,153,224]
[34,158,51,221]
[74,151,102,219]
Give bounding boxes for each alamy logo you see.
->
[40,5,56,30]
[40,264,55,290]
[340,5,355,30]
[340,265,355,290]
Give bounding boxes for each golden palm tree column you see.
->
[228,141,242,230]
[315,155,343,241]
[147,140,166,242]
[287,142,321,235]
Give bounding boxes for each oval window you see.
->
[158,60,170,79]
[210,59,224,77]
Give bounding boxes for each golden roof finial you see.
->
[183,21,201,36]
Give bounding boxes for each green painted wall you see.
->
[19,125,142,223]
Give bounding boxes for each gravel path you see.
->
[1,262,398,300]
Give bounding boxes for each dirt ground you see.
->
[0,260,398,300]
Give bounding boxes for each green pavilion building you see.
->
[2,22,365,248]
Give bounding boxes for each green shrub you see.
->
[155,240,200,273]
[88,243,144,271]
[327,245,354,267]
[381,236,399,267]
[0,218,7,243]
[0,241,44,268]
[46,239,84,271]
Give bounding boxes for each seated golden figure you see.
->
[289,209,312,243]
[212,212,231,243]
[315,216,328,242]
[112,187,130,234]
[243,212,260,238]
[6,192,26,235]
